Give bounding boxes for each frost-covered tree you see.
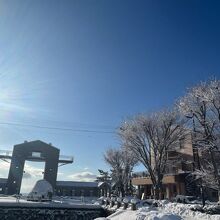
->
[104,148,137,197]
[192,157,218,190]
[96,169,111,183]
[178,79,220,200]
[121,149,139,196]
[119,110,186,200]
[96,170,111,197]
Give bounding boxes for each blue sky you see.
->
[0,0,220,191]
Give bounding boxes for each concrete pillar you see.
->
[143,185,148,199]
[7,147,26,195]
[179,182,185,195]
[44,149,59,189]
[137,185,141,199]
[165,184,169,199]
[151,185,154,198]
[176,183,181,195]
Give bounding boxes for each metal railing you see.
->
[132,171,148,178]
[59,155,74,162]
[0,150,12,156]
[0,150,73,164]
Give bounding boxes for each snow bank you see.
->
[157,201,220,219]
[141,211,181,220]
[103,210,181,220]
[95,201,220,220]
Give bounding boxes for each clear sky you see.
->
[0,0,220,192]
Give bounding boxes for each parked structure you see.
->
[132,134,219,201]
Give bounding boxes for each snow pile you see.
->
[29,179,53,195]
[95,200,220,220]
[136,206,181,220]
[140,211,181,220]
[95,210,181,220]
[100,209,181,220]
[156,201,220,219]
[27,179,53,200]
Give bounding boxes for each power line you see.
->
[0,121,115,134]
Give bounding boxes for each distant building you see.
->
[55,181,111,197]
[55,181,99,197]
[132,134,219,201]
[0,140,109,198]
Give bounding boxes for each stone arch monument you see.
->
[6,140,73,195]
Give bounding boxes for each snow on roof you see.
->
[98,182,111,188]
[56,181,98,188]
[98,182,104,187]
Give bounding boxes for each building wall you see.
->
[132,134,195,200]
[132,133,220,201]
[55,186,99,197]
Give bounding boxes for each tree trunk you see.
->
[200,183,205,207]
[120,183,125,197]
[210,149,220,203]
[121,189,125,197]
[154,185,160,200]
[125,182,128,196]
[158,180,163,200]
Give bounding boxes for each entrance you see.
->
[7,141,60,195]
[20,161,45,194]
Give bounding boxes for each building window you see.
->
[179,138,184,149]
[90,190,93,197]
[72,190,75,196]
[212,191,218,198]
[32,152,42,158]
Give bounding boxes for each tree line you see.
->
[99,79,220,201]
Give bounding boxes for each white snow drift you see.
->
[96,200,220,220]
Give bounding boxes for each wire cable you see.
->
[0,121,115,134]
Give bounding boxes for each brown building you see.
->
[131,134,219,201]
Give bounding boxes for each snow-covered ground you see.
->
[0,195,100,208]
[96,200,220,220]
